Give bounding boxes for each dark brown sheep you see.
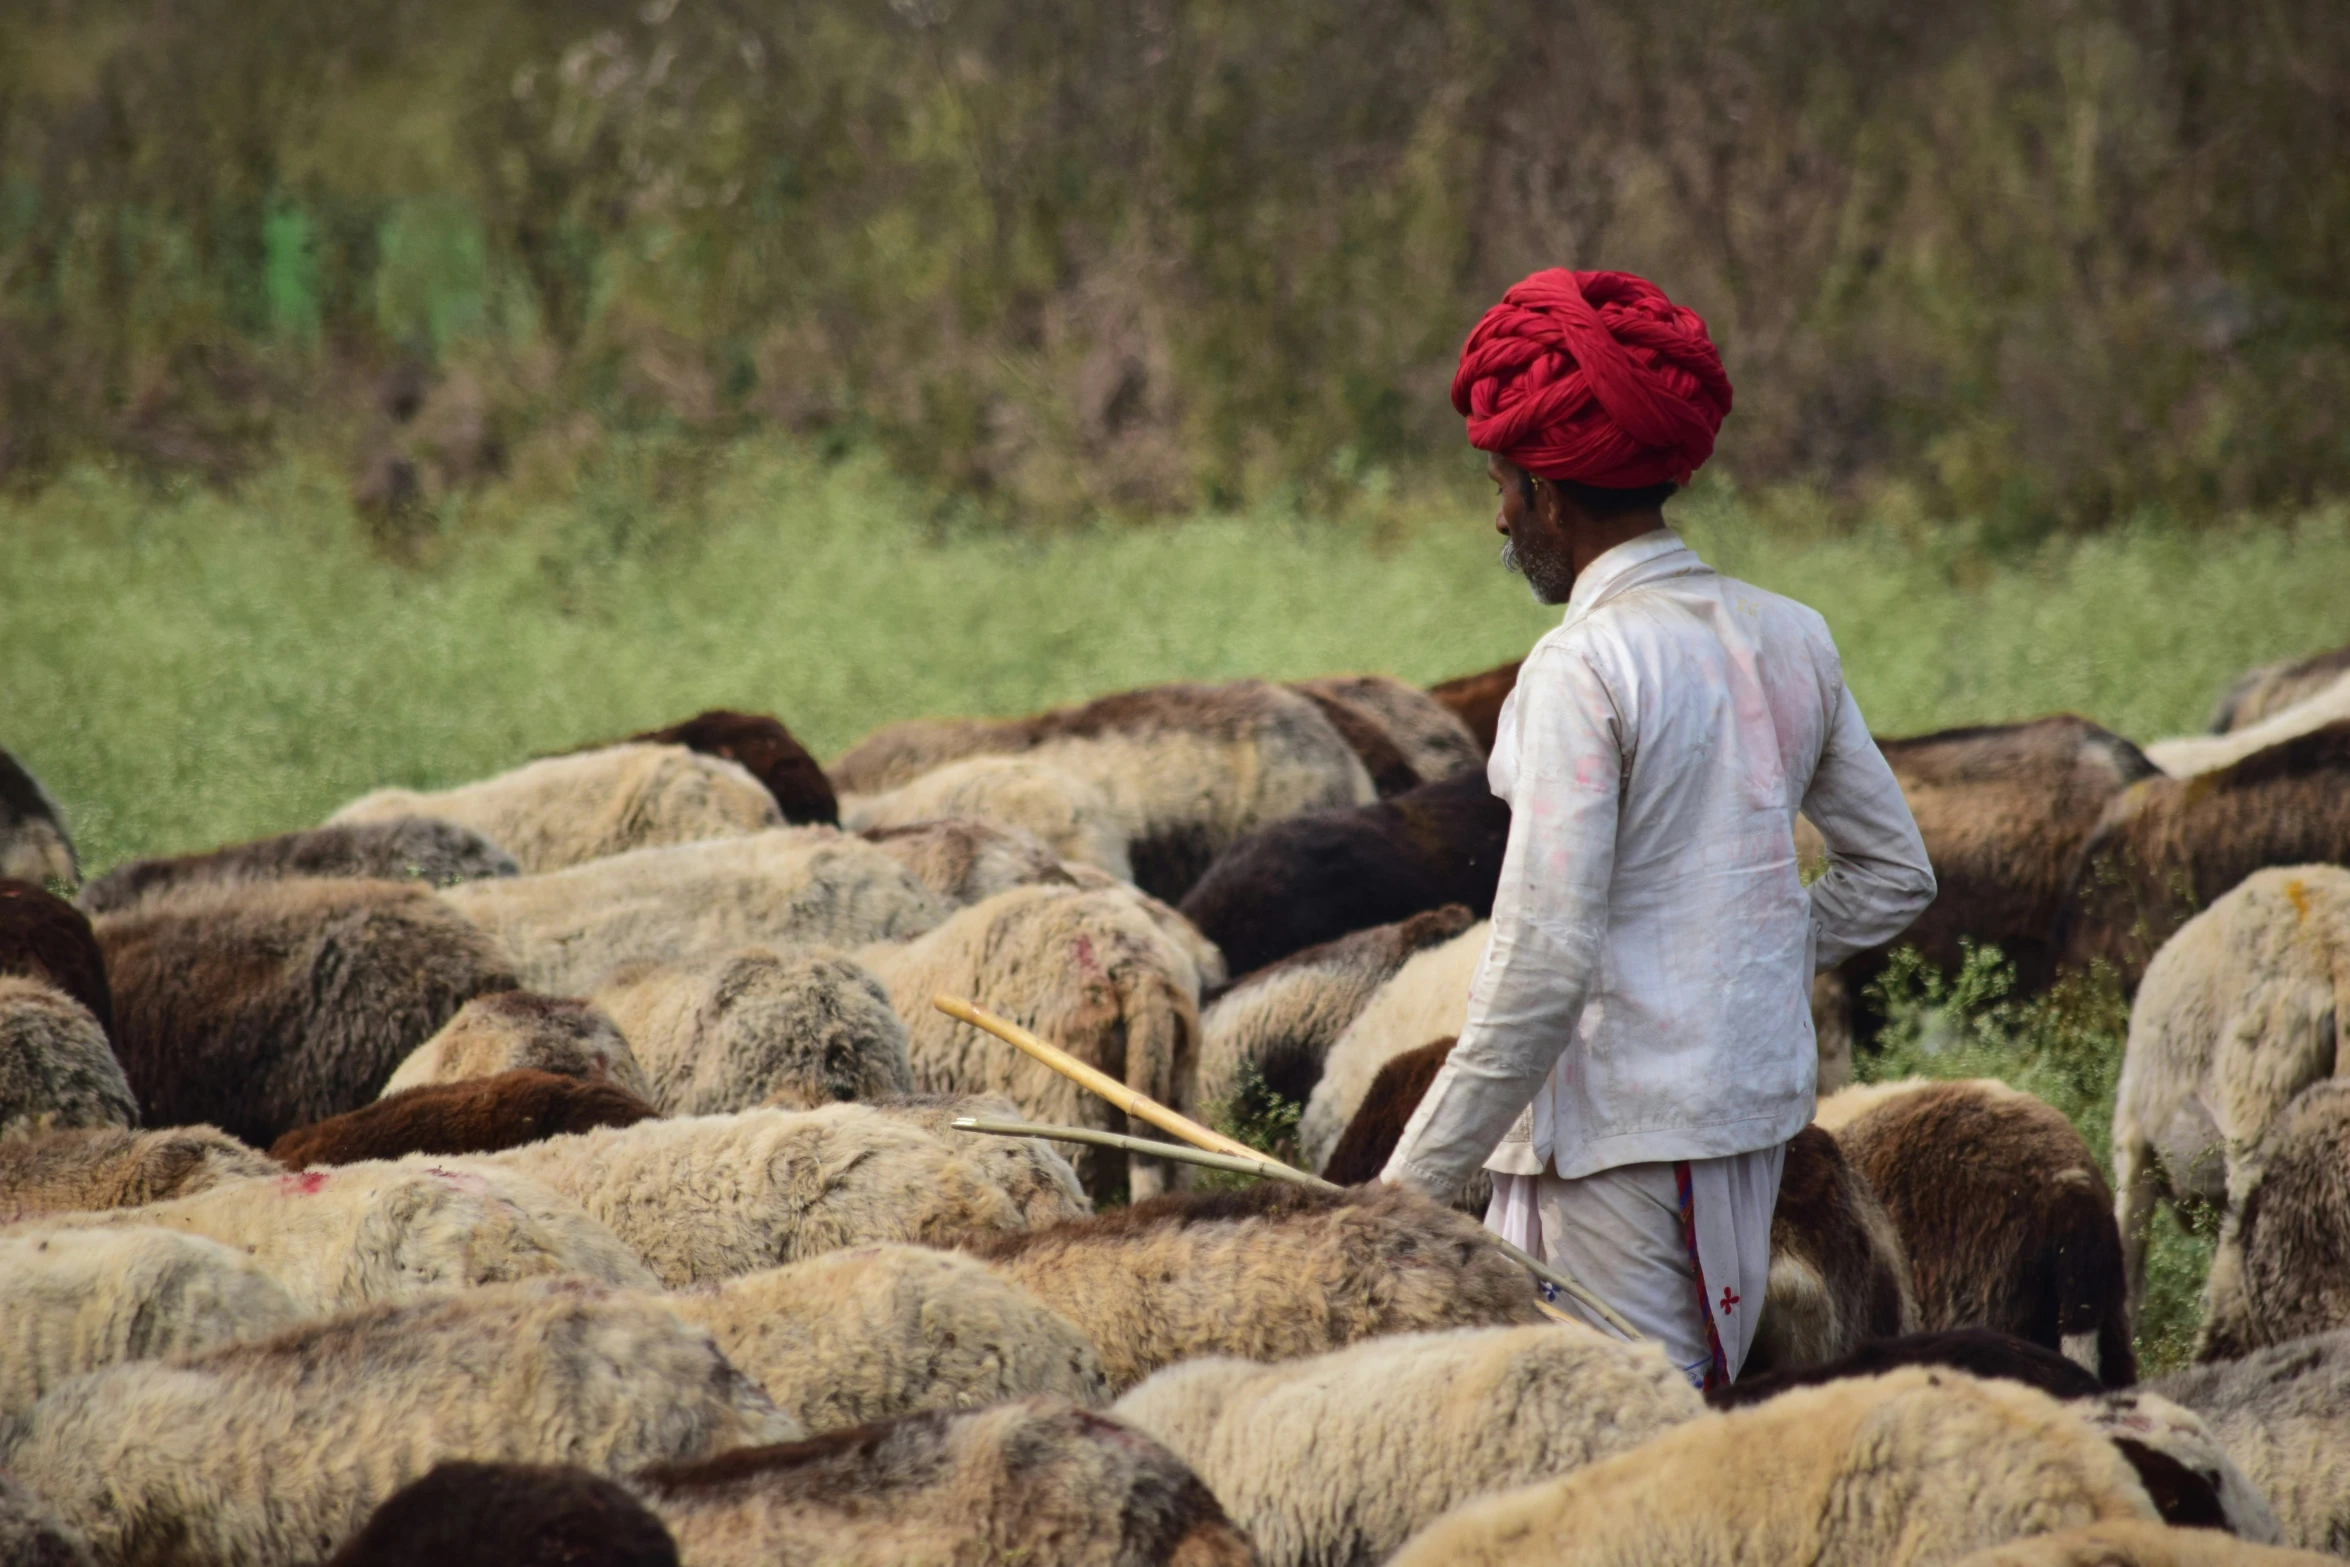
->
[2198,1081,2350,1363]
[1821,1078,2136,1386]
[1178,767,1509,979]
[78,818,519,916]
[2208,643,2350,733]
[634,1399,1253,1567]
[0,880,112,1037]
[628,710,839,828]
[327,1462,679,1567]
[1425,660,1520,756]
[1290,674,1484,797]
[269,1068,660,1168]
[1710,1328,2104,1410]
[1742,1124,1919,1377]
[95,877,521,1146]
[1291,684,1423,795]
[1320,1034,1458,1187]
[0,748,77,890]
[1816,715,2157,1014]
[2057,722,2350,989]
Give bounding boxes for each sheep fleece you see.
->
[0,1279,799,1567]
[0,1124,277,1222]
[378,989,652,1102]
[0,975,138,1140]
[1114,1324,1704,1567]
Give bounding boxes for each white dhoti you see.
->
[1487,1143,1785,1389]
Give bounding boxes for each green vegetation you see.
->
[5,0,2346,526]
[9,446,2344,1363]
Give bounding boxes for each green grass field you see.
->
[8,440,2344,1369]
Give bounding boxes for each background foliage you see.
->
[5,0,2346,527]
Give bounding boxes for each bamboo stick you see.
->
[932,996,1643,1342]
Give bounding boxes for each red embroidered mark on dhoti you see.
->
[1675,1160,1732,1393]
[1719,1286,1740,1314]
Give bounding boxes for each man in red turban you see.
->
[1383,270,1936,1388]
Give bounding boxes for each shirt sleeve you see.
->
[1800,680,1937,971]
[1380,645,1624,1198]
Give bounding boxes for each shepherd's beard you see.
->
[1501,535,1576,605]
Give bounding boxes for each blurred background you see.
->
[7,0,2346,1370]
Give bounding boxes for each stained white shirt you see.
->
[1383,529,1934,1192]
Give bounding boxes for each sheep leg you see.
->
[2112,1123,2161,1317]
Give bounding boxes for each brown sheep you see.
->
[270,1069,661,1168]
[1289,682,1424,795]
[380,989,649,1099]
[95,877,521,1146]
[0,976,137,1141]
[1291,674,1484,790]
[593,946,912,1114]
[2198,1082,2350,1362]
[0,880,113,1036]
[1424,659,1520,756]
[634,1399,1253,1567]
[0,1124,276,1221]
[855,884,1204,1202]
[1178,767,1510,980]
[1200,904,1476,1113]
[2154,672,2350,777]
[0,747,77,889]
[2057,723,2350,989]
[78,817,519,916]
[332,743,782,873]
[327,1463,680,1567]
[828,679,1377,901]
[1743,1122,1920,1377]
[956,1181,1548,1394]
[2208,644,2350,733]
[626,709,839,827]
[1820,1077,2135,1385]
[1320,1034,1463,1188]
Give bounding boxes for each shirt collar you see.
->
[1561,528,1707,622]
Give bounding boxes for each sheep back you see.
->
[958,1181,1548,1393]
[844,758,1135,882]
[77,817,519,917]
[592,946,911,1115]
[1744,1122,1918,1377]
[856,1093,1091,1226]
[380,990,651,1101]
[856,818,1077,905]
[0,879,112,1035]
[2209,645,2350,734]
[270,1069,660,1167]
[2154,1329,2350,1554]
[0,748,77,889]
[1424,660,1519,755]
[0,976,136,1141]
[326,1462,680,1567]
[1291,674,1484,794]
[1298,920,1485,1171]
[1948,1521,2332,1566]
[626,709,837,828]
[1114,1323,1703,1567]
[0,1279,797,1567]
[663,1244,1108,1432]
[95,877,520,1145]
[0,1124,276,1221]
[2198,1081,2350,1361]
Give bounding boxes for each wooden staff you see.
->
[932,995,1642,1342]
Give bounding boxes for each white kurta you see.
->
[1381,529,1933,1377]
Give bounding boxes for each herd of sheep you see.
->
[1,639,2349,1566]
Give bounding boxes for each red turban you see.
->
[1451,270,1732,489]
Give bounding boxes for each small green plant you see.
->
[1197,1060,1306,1192]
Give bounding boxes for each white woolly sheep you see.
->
[2149,669,2350,778]
[1297,918,1485,1170]
[634,1397,1252,1567]
[441,828,949,996]
[1388,1368,2160,1567]
[78,816,520,916]
[331,742,781,872]
[464,1105,1027,1286]
[1113,1323,1703,1567]
[854,1093,1092,1226]
[828,679,1378,901]
[0,1123,276,1222]
[2113,865,2350,1310]
[0,1278,798,1567]
[856,817,1080,904]
[378,989,653,1101]
[0,1226,305,1417]
[854,883,1203,1201]
[2154,1327,2350,1555]
[660,1243,1108,1432]
[0,975,137,1141]
[843,755,1136,882]
[1950,1522,2332,1566]
[1060,862,1229,990]
[2071,1388,2283,1543]
[3,1157,655,1313]
[958,1181,1549,1394]
[592,946,911,1114]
